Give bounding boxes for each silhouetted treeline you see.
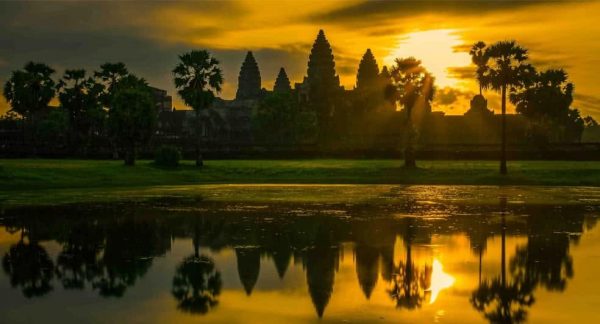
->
[1,31,598,163]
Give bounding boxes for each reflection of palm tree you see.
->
[92,220,168,297]
[55,222,104,289]
[471,198,535,323]
[172,254,222,314]
[171,216,223,314]
[2,230,54,298]
[510,211,580,292]
[388,219,431,310]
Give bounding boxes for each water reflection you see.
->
[0,195,598,322]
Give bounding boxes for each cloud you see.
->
[309,0,570,25]
[434,86,475,107]
[447,66,475,80]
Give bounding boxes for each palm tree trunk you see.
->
[124,143,135,166]
[501,212,506,288]
[500,85,507,175]
[479,248,482,285]
[195,111,203,167]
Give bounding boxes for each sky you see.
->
[1,0,599,118]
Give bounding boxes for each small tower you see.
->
[273,67,292,94]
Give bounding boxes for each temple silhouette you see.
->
[155,30,530,148]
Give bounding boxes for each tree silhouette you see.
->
[511,68,584,143]
[385,57,435,168]
[3,62,56,152]
[480,41,533,174]
[3,62,56,120]
[236,51,262,100]
[470,200,535,323]
[173,50,223,167]
[107,75,156,166]
[55,221,104,290]
[56,69,105,154]
[91,218,169,298]
[172,254,222,314]
[172,218,222,314]
[2,229,54,298]
[252,92,316,144]
[469,41,489,96]
[94,62,129,107]
[388,218,431,310]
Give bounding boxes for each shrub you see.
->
[154,145,181,168]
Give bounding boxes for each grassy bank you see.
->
[1,159,600,191]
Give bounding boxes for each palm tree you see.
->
[173,50,223,167]
[3,62,56,153]
[470,198,535,323]
[172,218,222,314]
[482,41,533,174]
[469,41,488,96]
[385,57,435,168]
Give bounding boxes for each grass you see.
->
[1,159,600,191]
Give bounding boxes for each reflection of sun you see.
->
[427,259,455,304]
[385,29,471,88]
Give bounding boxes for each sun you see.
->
[427,259,455,304]
[385,29,471,88]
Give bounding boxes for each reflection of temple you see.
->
[1,200,595,320]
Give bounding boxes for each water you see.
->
[1,185,600,323]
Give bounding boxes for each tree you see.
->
[481,41,533,174]
[107,75,156,166]
[273,67,292,94]
[388,218,432,310]
[470,198,535,323]
[172,219,222,314]
[511,68,584,142]
[173,50,223,167]
[252,92,316,144]
[94,62,129,107]
[56,69,105,153]
[306,29,341,142]
[385,57,435,168]
[3,62,56,120]
[35,108,68,147]
[469,41,489,96]
[2,227,54,298]
[3,62,56,151]
[236,51,262,100]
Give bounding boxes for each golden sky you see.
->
[1,0,599,118]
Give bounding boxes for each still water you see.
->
[1,185,600,323]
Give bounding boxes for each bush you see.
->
[154,145,181,168]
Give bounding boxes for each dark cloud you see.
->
[575,93,600,107]
[309,0,572,25]
[0,1,307,107]
[448,66,475,80]
[435,86,475,106]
